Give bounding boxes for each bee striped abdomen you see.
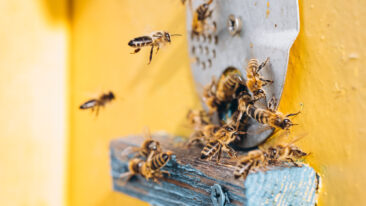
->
[200,141,219,159]
[128,36,153,48]
[151,153,169,170]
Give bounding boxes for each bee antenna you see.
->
[171,34,183,37]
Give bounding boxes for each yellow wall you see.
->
[2,0,364,205]
[69,0,195,205]
[69,0,366,205]
[281,0,366,205]
[0,1,68,206]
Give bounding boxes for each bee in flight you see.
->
[128,31,182,64]
[119,151,174,183]
[79,91,115,116]
[246,58,273,102]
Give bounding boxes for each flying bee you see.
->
[128,31,182,64]
[191,0,214,36]
[79,91,115,116]
[119,151,173,183]
[200,121,246,162]
[216,73,246,103]
[246,58,273,101]
[187,123,220,147]
[238,96,301,130]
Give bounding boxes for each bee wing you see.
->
[143,126,152,140]
[119,146,140,161]
[285,132,308,147]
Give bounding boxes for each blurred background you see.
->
[1,0,366,205]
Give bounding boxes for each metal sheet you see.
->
[186,0,299,148]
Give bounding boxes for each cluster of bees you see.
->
[187,57,307,179]
[78,0,308,184]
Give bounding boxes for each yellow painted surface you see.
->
[69,0,366,205]
[281,0,366,205]
[68,0,196,205]
[2,0,364,205]
[0,1,68,206]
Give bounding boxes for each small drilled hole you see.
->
[192,46,196,54]
[198,45,203,53]
[214,35,219,45]
[196,57,200,65]
[212,49,216,58]
[201,62,206,70]
[208,34,212,43]
[213,21,217,31]
[202,34,206,42]
[204,46,209,55]
[208,59,212,67]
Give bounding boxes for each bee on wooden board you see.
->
[191,0,215,36]
[246,58,273,101]
[140,127,162,158]
[187,123,220,147]
[119,151,174,183]
[233,134,307,179]
[128,31,182,64]
[79,91,115,116]
[200,120,246,162]
[237,95,301,131]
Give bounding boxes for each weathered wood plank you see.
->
[110,133,319,206]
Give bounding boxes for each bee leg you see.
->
[130,48,141,54]
[161,170,171,177]
[148,45,154,64]
[155,46,160,54]
[260,78,274,86]
[267,97,278,112]
[286,158,300,167]
[95,105,100,116]
[223,144,237,158]
[216,146,222,163]
[257,57,270,72]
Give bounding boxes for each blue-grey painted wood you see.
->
[110,134,319,206]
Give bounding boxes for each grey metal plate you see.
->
[186,0,299,148]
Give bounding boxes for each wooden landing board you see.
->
[110,133,319,206]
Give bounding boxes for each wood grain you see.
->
[110,133,319,206]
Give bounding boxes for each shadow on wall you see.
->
[40,0,73,25]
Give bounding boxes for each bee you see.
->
[128,31,181,64]
[238,96,301,130]
[234,135,307,179]
[246,58,273,101]
[139,127,162,158]
[203,77,220,114]
[187,124,220,147]
[266,141,307,167]
[216,73,246,103]
[233,150,267,179]
[187,109,211,129]
[120,151,173,183]
[200,121,246,162]
[191,0,214,36]
[79,91,115,116]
